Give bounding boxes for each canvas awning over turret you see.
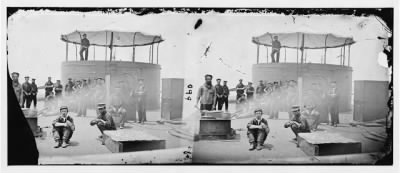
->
[252,32,355,49]
[61,30,164,47]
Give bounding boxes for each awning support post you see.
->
[348,45,351,66]
[157,43,160,64]
[343,46,346,66]
[300,33,305,64]
[149,45,152,63]
[256,45,260,64]
[132,33,137,62]
[109,32,114,62]
[66,42,68,61]
[324,34,328,64]
[340,47,343,65]
[93,46,95,61]
[75,44,78,61]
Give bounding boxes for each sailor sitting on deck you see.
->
[90,103,116,144]
[247,109,270,151]
[52,106,75,148]
[284,105,311,142]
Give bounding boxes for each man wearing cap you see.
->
[195,74,216,116]
[52,106,75,148]
[235,79,245,101]
[31,78,38,109]
[90,103,116,143]
[65,78,75,96]
[247,109,269,150]
[256,80,266,99]
[11,72,23,106]
[215,78,224,111]
[284,105,311,141]
[271,35,281,63]
[245,82,255,101]
[134,79,147,123]
[22,76,32,108]
[80,33,90,61]
[327,81,340,127]
[221,80,230,112]
[54,80,63,98]
[44,77,54,98]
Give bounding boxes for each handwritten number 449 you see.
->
[185,84,193,101]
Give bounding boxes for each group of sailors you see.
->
[52,102,127,148]
[196,74,340,127]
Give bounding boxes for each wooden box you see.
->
[298,133,362,156]
[199,119,231,139]
[103,130,166,153]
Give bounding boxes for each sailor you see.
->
[52,106,75,148]
[77,79,89,117]
[31,78,38,109]
[11,72,23,106]
[134,79,147,123]
[22,76,32,108]
[90,103,116,144]
[271,35,281,63]
[54,80,63,98]
[64,78,75,96]
[221,80,230,112]
[284,105,311,142]
[195,74,216,116]
[80,33,90,61]
[245,82,255,101]
[215,78,224,111]
[247,109,270,151]
[44,77,54,98]
[235,79,245,101]
[256,80,266,99]
[327,81,340,127]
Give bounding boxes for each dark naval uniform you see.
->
[52,115,74,145]
[13,81,23,105]
[222,84,230,111]
[91,104,116,134]
[247,117,270,147]
[45,80,54,98]
[215,83,224,110]
[31,81,38,108]
[284,113,311,138]
[22,81,32,108]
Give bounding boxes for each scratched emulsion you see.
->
[6,8,393,165]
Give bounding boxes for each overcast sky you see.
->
[7,10,390,97]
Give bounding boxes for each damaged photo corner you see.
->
[3,5,395,170]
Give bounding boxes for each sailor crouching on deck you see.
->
[284,105,311,142]
[90,103,116,144]
[52,106,75,148]
[247,109,270,151]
